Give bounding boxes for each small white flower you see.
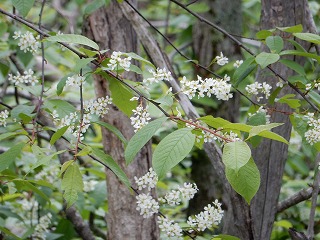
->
[179,182,198,200]
[136,193,159,218]
[158,216,183,239]
[304,113,320,145]
[245,82,272,102]
[143,68,173,85]
[66,75,86,87]
[107,51,132,71]
[187,200,224,232]
[0,109,9,127]
[8,69,38,86]
[233,60,243,68]
[130,105,151,132]
[134,168,158,191]
[13,31,40,53]
[216,52,229,66]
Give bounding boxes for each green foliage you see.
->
[94,121,128,146]
[232,56,257,86]
[46,34,99,50]
[222,141,251,173]
[61,162,84,208]
[0,142,25,172]
[91,148,130,188]
[11,0,34,17]
[255,52,280,69]
[226,158,260,204]
[125,117,167,165]
[50,126,69,145]
[152,128,195,179]
[266,36,284,53]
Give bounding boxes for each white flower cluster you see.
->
[84,96,112,117]
[107,51,132,71]
[83,179,98,192]
[13,31,40,53]
[66,75,86,87]
[233,60,243,68]
[136,193,159,218]
[130,105,151,132]
[35,164,60,184]
[158,216,183,239]
[248,106,271,124]
[33,213,52,240]
[305,113,320,145]
[187,200,224,232]
[143,68,173,85]
[8,69,38,86]
[245,82,272,102]
[306,80,320,91]
[180,75,233,101]
[134,168,158,191]
[161,183,198,206]
[216,52,229,66]
[0,109,9,127]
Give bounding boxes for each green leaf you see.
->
[31,146,66,170]
[129,64,142,74]
[0,61,10,76]
[222,123,252,133]
[0,226,22,240]
[0,142,25,172]
[276,94,301,109]
[256,30,273,39]
[61,163,84,208]
[73,58,95,73]
[11,105,36,122]
[11,0,35,17]
[76,145,92,157]
[232,56,256,86]
[94,121,127,146]
[46,34,99,50]
[226,158,260,204]
[279,50,320,63]
[50,126,69,145]
[279,59,306,76]
[222,141,251,173]
[255,52,280,69]
[91,148,130,188]
[13,179,50,202]
[56,75,68,96]
[277,24,303,33]
[152,128,195,179]
[84,0,105,15]
[248,123,283,138]
[60,160,74,176]
[125,117,167,165]
[44,99,76,117]
[0,131,27,142]
[106,75,136,116]
[257,131,288,144]
[293,32,320,45]
[266,36,283,53]
[199,116,231,129]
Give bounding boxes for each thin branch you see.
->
[307,153,320,239]
[169,0,320,112]
[277,187,313,213]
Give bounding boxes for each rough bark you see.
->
[189,0,242,216]
[82,1,159,239]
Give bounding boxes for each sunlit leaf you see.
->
[46,34,99,50]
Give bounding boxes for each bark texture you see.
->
[82,1,159,239]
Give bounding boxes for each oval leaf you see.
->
[94,121,127,146]
[255,52,280,69]
[50,126,69,145]
[226,158,260,204]
[152,128,195,179]
[12,0,35,17]
[293,32,320,45]
[266,36,283,53]
[125,117,167,165]
[0,142,25,172]
[222,141,251,172]
[46,34,99,50]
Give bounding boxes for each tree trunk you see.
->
[223,0,312,239]
[82,1,159,239]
